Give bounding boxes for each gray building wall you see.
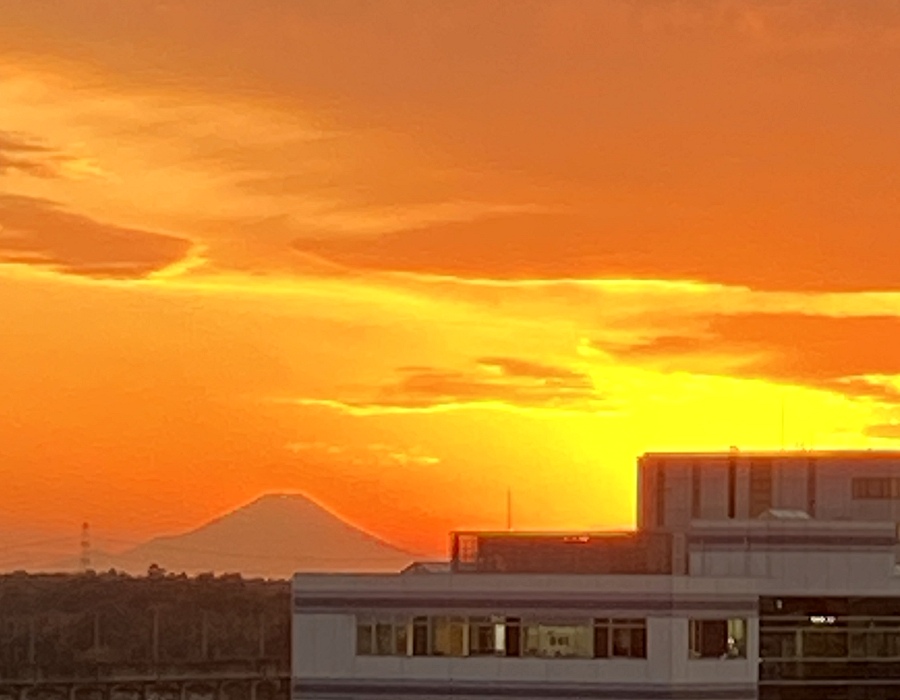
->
[639,451,900,531]
[293,573,762,700]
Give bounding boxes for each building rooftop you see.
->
[642,449,900,460]
[401,561,452,575]
[450,530,674,575]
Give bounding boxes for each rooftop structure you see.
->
[293,450,900,700]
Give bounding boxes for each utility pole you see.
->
[80,522,92,573]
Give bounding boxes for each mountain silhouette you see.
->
[54,494,417,578]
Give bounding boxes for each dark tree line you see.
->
[0,570,290,673]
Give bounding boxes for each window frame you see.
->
[594,618,647,659]
[688,618,747,660]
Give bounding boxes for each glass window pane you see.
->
[523,625,540,657]
[505,618,521,657]
[690,619,745,659]
[887,632,900,657]
[522,624,592,659]
[431,616,465,657]
[375,622,393,655]
[593,624,609,658]
[727,619,747,658]
[412,617,429,656]
[868,631,889,658]
[612,628,632,657]
[803,631,847,658]
[469,622,496,655]
[356,622,373,655]
[701,620,728,657]
[394,623,408,656]
[630,627,647,658]
[761,631,796,658]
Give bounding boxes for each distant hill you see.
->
[56,494,417,578]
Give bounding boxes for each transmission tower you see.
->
[80,522,92,572]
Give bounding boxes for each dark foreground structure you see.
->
[0,572,290,700]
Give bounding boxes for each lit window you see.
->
[523,621,593,659]
[430,616,466,657]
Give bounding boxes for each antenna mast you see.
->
[80,522,92,573]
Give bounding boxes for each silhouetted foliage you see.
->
[0,572,290,674]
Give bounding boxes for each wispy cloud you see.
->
[0,194,193,278]
[278,357,614,416]
[286,441,441,467]
[866,423,900,440]
[600,313,900,403]
[0,130,75,179]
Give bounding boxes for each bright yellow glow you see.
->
[1,3,899,558]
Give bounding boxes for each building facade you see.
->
[293,451,900,700]
[638,450,900,530]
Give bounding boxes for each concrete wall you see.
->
[689,542,895,585]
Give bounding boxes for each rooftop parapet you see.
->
[449,530,674,575]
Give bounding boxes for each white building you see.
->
[293,451,900,700]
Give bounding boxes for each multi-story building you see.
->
[293,450,900,700]
[639,450,900,530]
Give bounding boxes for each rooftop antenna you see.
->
[80,522,92,573]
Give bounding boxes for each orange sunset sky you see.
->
[2,1,900,558]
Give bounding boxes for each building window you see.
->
[412,616,429,656]
[727,459,737,519]
[760,630,796,659]
[761,613,900,661]
[594,618,647,658]
[394,621,409,655]
[852,477,900,500]
[749,459,773,518]
[356,614,648,660]
[523,621,593,659]
[357,617,410,656]
[469,616,505,655]
[430,616,466,657]
[691,462,702,519]
[356,618,374,655]
[802,629,848,658]
[689,619,747,659]
[456,534,479,564]
[505,617,522,657]
[656,464,667,527]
